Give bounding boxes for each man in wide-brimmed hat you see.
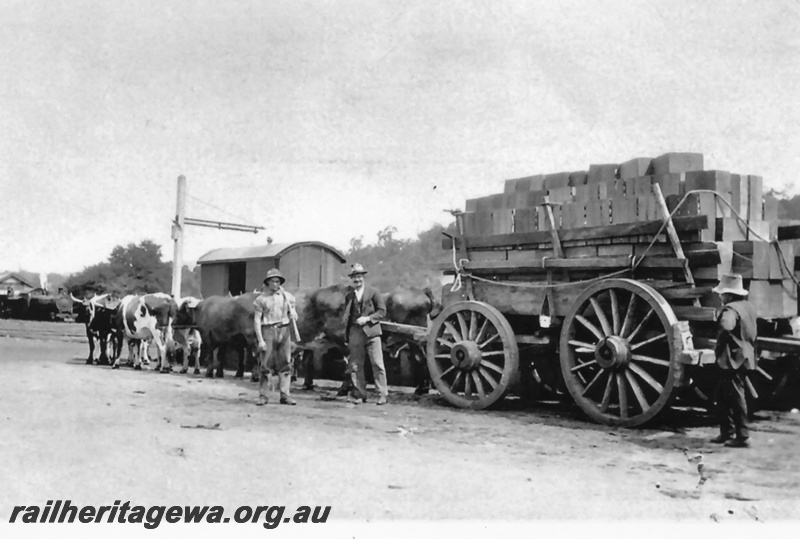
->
[253,268,298,406]
[710,273,757,448]
[343,263,388,405]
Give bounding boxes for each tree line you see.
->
[63,240,201,297]
[59,222,456,298]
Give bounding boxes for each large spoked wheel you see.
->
[427,301,519,410]
[560,279,678,427]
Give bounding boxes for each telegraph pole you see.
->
[170,175,264,299]
[171,175,187,298]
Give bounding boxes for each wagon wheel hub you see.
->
[595,336,631,370]
[450,341,483,370]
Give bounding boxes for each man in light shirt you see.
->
[253,269,298,406]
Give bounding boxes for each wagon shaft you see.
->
[379,321,428,344]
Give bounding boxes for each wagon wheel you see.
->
[427,301,519,410]
[560,279,678,427]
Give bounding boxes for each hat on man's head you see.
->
[713,273,748,297]
[348,263,368,277]
[263,268,285,285]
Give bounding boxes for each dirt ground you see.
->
[3,321,800,525]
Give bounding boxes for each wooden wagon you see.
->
[383,154,800,427]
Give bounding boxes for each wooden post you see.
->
[453,211,474,300]
[171,175,187,299]
[653,182,701,307]
[542,198,563,326]
[653,183,694,285]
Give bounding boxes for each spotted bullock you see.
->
[112,293,177,372]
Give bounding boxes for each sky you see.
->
[1,0,799,275]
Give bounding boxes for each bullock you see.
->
[383,286,443,395]
[194,292,260,379]
[293,284,350,389]
[296,285,441,394]
[111,293,176,372]
[171,296,203,375]
[71,293,121,365]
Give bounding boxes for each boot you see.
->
[724,438,750,448]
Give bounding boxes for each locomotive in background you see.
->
[0,288,75,321]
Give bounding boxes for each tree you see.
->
[349,236,364,252]
[64,240,173,296]
[377,226,397,245]
[771,190,800,221]
[344,222,457,292]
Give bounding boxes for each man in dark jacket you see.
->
[343,264,388,405]
[711,274,757,448]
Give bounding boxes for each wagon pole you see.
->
[170,175,265,299]
[541,197,564,325]
[651,183,700,307]
[448,209,474,300]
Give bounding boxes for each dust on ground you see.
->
[3,325,800,522]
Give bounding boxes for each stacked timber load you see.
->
[456,152,797,320]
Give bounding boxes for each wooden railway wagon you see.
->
[384,153,800,427]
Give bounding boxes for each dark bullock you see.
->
[194,292,259,379]
[296,285,441,393]
[292,285,350,389]
[72,293,121,365]
[383,286,443,394]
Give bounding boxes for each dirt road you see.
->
[3,332,800,524]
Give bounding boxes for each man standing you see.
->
[254,268,298,406]
[710,274,757,448]
[343,264,388,405]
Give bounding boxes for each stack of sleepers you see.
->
[456,152,797,319]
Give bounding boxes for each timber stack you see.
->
[452,152,797,321]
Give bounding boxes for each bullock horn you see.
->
[70,293,83,303]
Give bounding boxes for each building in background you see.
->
[196,241,346,297]
[0,272,37,296]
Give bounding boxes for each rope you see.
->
[463,268,632,289]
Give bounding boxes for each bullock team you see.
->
[72,277,442,399]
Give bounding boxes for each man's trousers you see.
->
[258,325,292,400]
[715,369,749,440]
[347,327,387,400]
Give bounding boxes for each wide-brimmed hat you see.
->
[263,268,285,285]
[348,263,368,277]
[713,273,748,296]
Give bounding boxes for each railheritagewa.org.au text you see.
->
[9,500,331,529]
